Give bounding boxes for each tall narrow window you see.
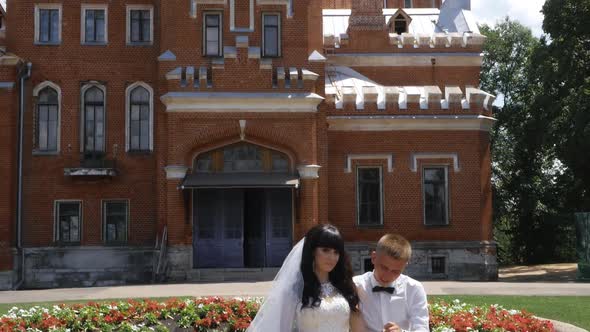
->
[404,0,413,8]
[83,86,105,156]
[36,87,59,152]
[262,14,280,57]
[104,201,128,244]
[83,7,107,44]
[55,201,81,244]
[35,5,61,44]
[356,167,383,226]
[127,6,153,44]
[423,167,449,226]
[129,86,151,152]
[204,13,222,56]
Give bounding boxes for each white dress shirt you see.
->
[353,272,429,332]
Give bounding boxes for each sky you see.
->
[471,0,546,37]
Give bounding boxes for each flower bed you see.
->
[0,298,555,332]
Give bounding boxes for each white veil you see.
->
[247,239,304,332]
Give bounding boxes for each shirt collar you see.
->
[370,271,398,288]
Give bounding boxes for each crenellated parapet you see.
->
[326,66,494,113]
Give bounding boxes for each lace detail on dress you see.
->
[295,282,351,332]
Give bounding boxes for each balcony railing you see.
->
[64,153,118,177]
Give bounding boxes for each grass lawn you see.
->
[431,295,590,330]
[1,295,588,330]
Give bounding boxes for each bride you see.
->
[248,224,366,332]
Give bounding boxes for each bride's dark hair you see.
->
[300,224,359,311]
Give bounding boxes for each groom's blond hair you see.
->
[376,234,412,262]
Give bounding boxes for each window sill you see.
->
[356,224,384,230]
[34,41,62,46]
[126,42,153,47]
[424,223,450,228]
[127,150,153,156]
[262,55,282,59]
[82,42,108,46]
[32,150,59,156]
[54,242,82,247]
[202,54,224,58]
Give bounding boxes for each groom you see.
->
[353,234,429,332]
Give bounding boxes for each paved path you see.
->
[1,281,589,304]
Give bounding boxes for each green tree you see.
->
[480,18,575,264]
[536,0,590,210]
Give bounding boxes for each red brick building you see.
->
[0,0,497,289]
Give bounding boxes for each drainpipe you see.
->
[14,62,32,290]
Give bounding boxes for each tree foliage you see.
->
[479,6,589,264]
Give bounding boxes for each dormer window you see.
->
[388,11,411,35]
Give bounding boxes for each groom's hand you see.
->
[382,322,401,332]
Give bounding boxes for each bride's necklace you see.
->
[320,282,337,298]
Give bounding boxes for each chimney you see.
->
[348,0,385,31]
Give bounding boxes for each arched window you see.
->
[36,87,59,152]
[82,85,105,155]
[129,86,151,152]
[194,143,290,173]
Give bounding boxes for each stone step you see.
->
[186,268,280,282]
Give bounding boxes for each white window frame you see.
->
[81,4,108,45]
[125,82,154,152]
[54,200,83,244]
[203,12,223,57]
[80,82,107,154]
[126,4,154,45]
[102,199,130,244]
[422,165,450,226]
[34,3,62,45]
[356,166,384,227]
[261,13,281,58]
[32,81,62,155]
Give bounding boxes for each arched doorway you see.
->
[184,142,298,268]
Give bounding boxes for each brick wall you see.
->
[0,0,493,279]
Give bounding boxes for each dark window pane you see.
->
[357,168,382,225]
[424,167,448,225]
[50,10,59,42]
[105,201,128,243]
[58,202,80,243]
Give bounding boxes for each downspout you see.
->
[14,62,32,290]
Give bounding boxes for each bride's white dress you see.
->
[295,282,351,332]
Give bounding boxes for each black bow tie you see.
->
[372,286,395,294]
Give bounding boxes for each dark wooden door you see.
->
[265,189,293,267]
[194,189,244,268]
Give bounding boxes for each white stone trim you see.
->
[33,81,62,154]
[158,50,177,61]
[345,154,393,173]
[327,115,496,132]
[80,4,108,45]
[126,4,154,46]
[161,92,324,112]
[80,82,107,153]
[327,53,483,67]
[125,82,154,152]
[230,0,254,32]
[411,153,460,173]
[165,166,189,179]
[190,0,227,18]
[34,3,62,45]
[0,82,14,89]
[297,164,321,179]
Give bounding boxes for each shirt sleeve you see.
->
[407,282,429,332]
